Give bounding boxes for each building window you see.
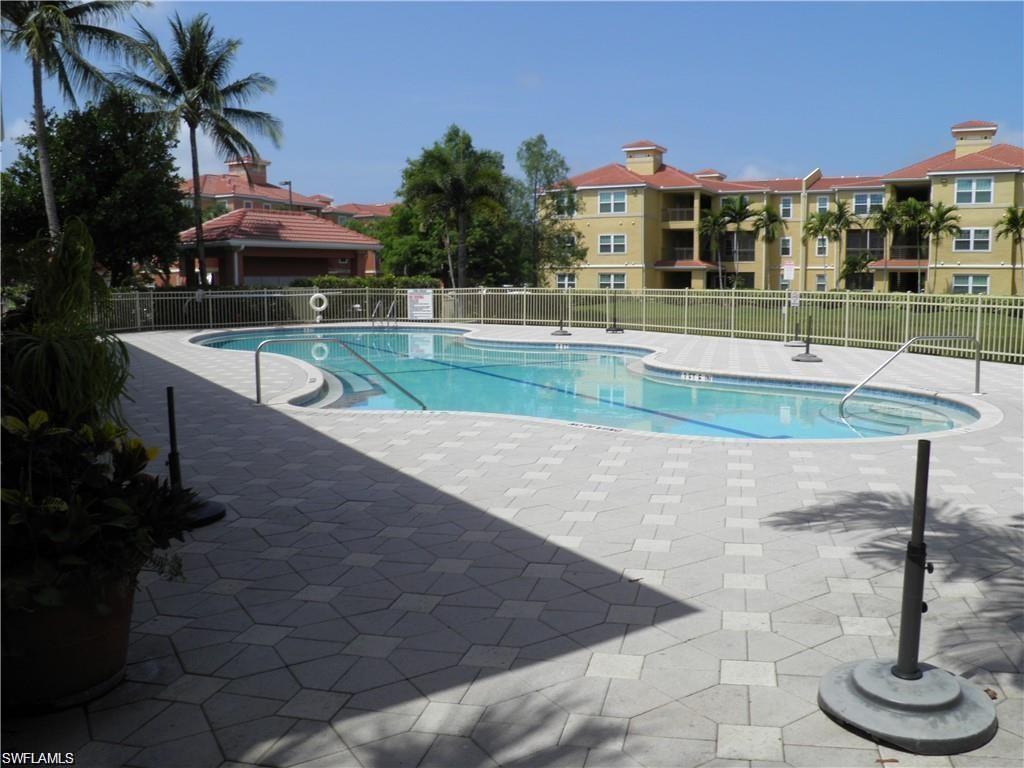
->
[815,274,827,292]
[816,237,828,257]
[853,192,883,215]
[955,177,993,205]
[556,273,576,290]
[780,197,792,219]
[721,195,748,208]
[599,191,627,214]
[598,234,626,254]
[263,203,272,210]
[817,195,829,213]
[953,228,991,252]
[243,201,253,209]
[952,274,990,294]
[780,237,791,257]
[598,273,626,290]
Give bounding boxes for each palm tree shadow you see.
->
[763,490,1023,680]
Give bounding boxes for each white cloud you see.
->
[171,121,222,178]
[5,116,32,141]
[737,164,776,180]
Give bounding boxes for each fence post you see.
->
[262,290,269,325]
[568,290,573,330]
[730,292,736,338]
[522,290,527,326]
[684,289,689,333]
[843,294,850,346]
[479,290,484,324]
[135,292,142,331]
[904,292,912,343]
[974,296,983,358]
[207,292,213,328]
[642,290,647,332]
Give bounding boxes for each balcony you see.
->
[721,249,756,263]
[662,207,695,222]
[890,245,928,260]
[847,248,884,262]
[662,247,695,261]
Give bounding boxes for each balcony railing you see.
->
[721,249,756,263]
[890,245,928,260]
[662,207,695,222]
[662,247,695,261]
[847,249,884,261]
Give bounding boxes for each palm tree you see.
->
[751,203,787,289]
[870,199,902,266]
[802,210,831,291]
[122,13,282,286]
[698,209,728,289]
[720,196,756,288]
[995,207,1024,296]
[896,198,930,292]
[921,202,961,293]
[829,199,860,289]
[2,1,137,239]
[400,125,506,288]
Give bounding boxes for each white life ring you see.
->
[309,292,328,312]
[311,342,329,362]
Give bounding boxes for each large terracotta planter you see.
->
[1,577,135,714]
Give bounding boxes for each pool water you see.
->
[201,329,977,439]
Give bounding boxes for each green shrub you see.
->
[290,275,441,289]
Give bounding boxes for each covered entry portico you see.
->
[653,258,718,289]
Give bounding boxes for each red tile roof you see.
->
[881,144,1024,180]
[181,175,327,209]
[654,259,718,270]
[180,209,381,249]
[808,176,884,190]
[621,140,666,151]
[325,202,396,218]
[567,163,648,188]
[951,120,997,130]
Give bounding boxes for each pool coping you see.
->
[187,323,1005,443]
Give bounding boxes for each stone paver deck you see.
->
[4,324,1022,768]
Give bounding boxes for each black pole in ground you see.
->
[791,313,821,362]
[552,293,571,336]
[606,290,624,334]
[817,439,998,755]
[785,318,804,347]
[167,386,227,529]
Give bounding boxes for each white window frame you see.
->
[816,236,828,257]
[599,190,627,214]
[816,195,829,213]
[853,192,883,216]
[780,197,792,219]
[556,273,576,290]
[815,274,827,292]
[263,203,273,210]
[598,234,627,254]
[243,201,253,209]
[954,177,994,205]
[951,274,990,295]
[780,237,792,257]
[953,228,991,252]
[598,273,626,290]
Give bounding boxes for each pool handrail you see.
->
[254,337,428,410]
[838,334,981,420]
[369,300,384,326]
[385,298,398,327]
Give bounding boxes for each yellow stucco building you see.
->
[548,123,1023,295]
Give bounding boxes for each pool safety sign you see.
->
[407,289,434,320]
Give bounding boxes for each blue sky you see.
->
[3,1,1022,203]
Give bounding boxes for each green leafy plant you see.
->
[1,411,197,613]
[290,275,442,289]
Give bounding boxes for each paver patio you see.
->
[4,324,1022,767]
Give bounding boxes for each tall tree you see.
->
[896,197,930,292]
[720,196,757,288]
[121,13,282,287]
[2,91,190,286]
[2,0,137,239]
[698,210,729,289]
[801,211,831,291]
[828,199,860,289]
[400,125,506,288]
[517,135,572,283]
[751,203,787,288]
[921,202,961,293]
[870,199,902,266]
[995,207,1024,297]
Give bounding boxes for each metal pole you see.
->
[893,439,932,681]
[974,339,981,395]
[166,387,182,489]
[255,348,263,404]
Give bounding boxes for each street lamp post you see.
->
[279,180,293,210]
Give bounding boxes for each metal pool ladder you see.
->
[254,337,427,410]
[369,300,384,327]
[838,335,981,420]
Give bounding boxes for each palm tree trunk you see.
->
[456,210,467,288]
[189,124,206,288]
[926,236,934,293]
[32,58,61,241]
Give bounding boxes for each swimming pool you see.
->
[200,328,978,439]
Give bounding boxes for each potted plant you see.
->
[1,221,197,712]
